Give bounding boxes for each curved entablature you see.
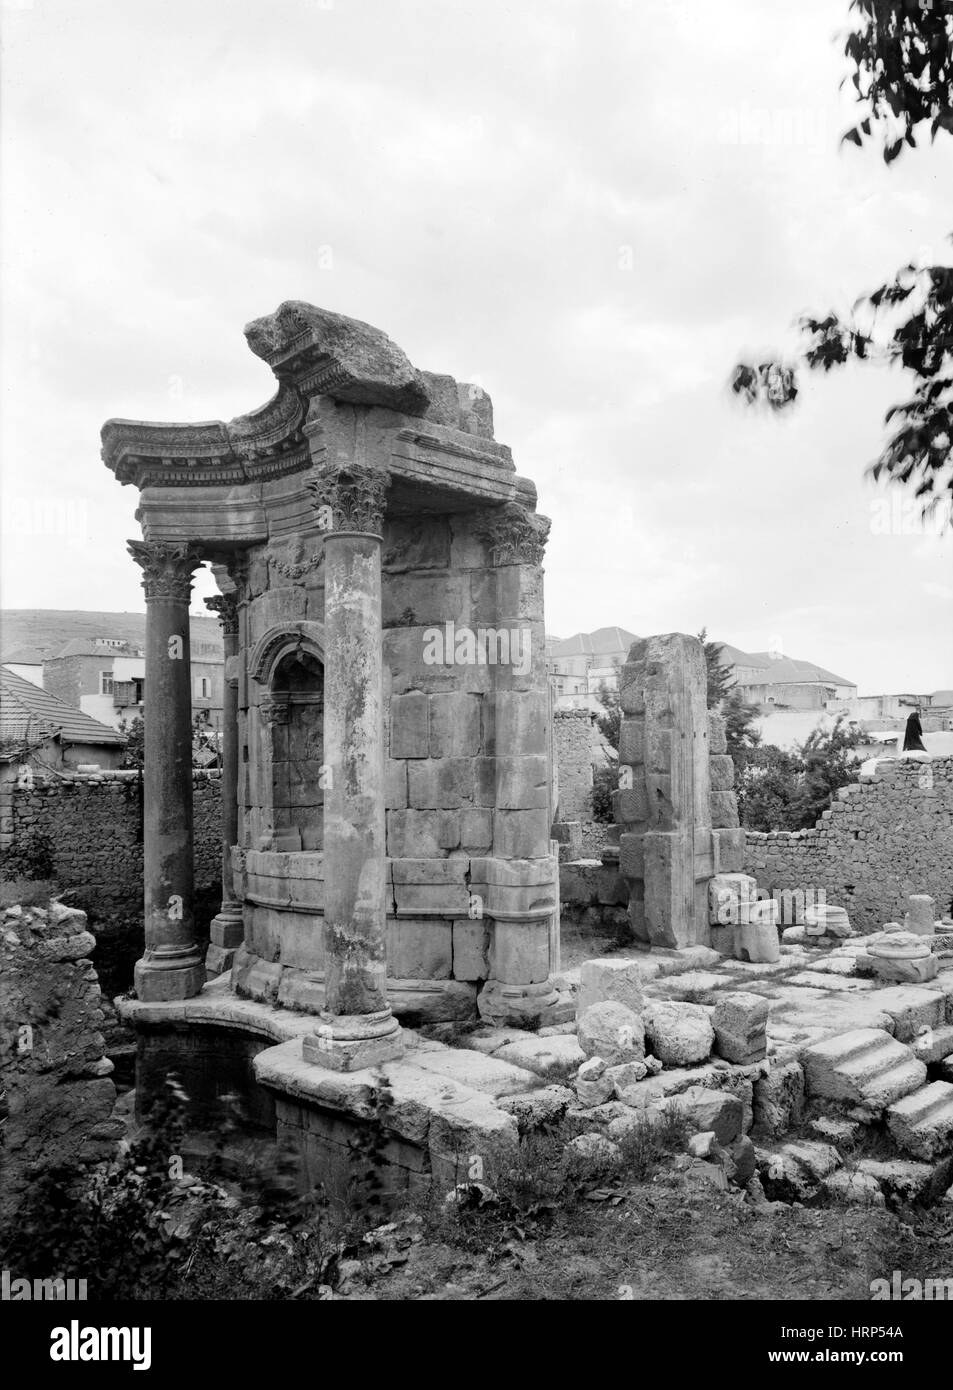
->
[101,385,308,490]
[249,622,327,685]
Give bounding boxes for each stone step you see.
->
[886,1082,953,1160]
[912,1024,953,1065]
[801,1028,927,1110]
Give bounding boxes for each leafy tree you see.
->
[698,627,733,709]
[736,744,803,832]
[118,715,144,770]
[594,679,620,752]
[722,687,762,776]
[732,1,953,518]
[737,715,865,831]
[790,716,866,828]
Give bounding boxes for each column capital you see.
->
[475,503,550,566]
[306,460,390,537]
[127,540,204,602]
[205,592,240,637]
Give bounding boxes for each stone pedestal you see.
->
[301,461,402,1071]
[905,894,937,937]
[128,541,206,1002]
[205,590,244,977]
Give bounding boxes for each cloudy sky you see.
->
[2,0,951,692]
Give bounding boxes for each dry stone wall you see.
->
[1,771,222,992]
[743,756,953,932]
[0,901,120,1227]
[553,709,594,821]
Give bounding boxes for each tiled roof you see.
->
[0,666,126,747]
[548,626,640,659]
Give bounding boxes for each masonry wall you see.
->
[0,903,120,1228]
[743,756,953,932]
[0,770,223,993]
[553,709,594,821]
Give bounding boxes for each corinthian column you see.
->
[204,590,243,976]
[301,460,402,1071]
[127,540,206,1001]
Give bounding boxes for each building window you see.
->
[195,676,211,700]
[100,671,114,695]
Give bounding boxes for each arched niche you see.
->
[252,623,326,852]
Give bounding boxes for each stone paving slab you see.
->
[493,1033,586,1076]
[410,1046,541,1098]
[785,972,877,992]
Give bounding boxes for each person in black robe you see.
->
[902,710,927,752]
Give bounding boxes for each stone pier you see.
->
[302,460,403,1071]
[128,540,207,1001]
[616,633,715,949]
[205,588,244,977]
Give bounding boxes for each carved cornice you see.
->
[205,592,240,637]
[127,540,204,601]
[475,503,550,566]
[306,462,390,536]
[102,386,308,490]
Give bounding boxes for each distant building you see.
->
[547,626,639,712]
[1,647,44,688]
[717,644,857,710]
[43,635,224,732]
[827,689,953,734]
[1,609,225,731]
[0,665,126,780]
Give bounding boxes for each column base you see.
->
[205,942,238,979]
[209,906,244,949]
[134,949,206,1002]
[302,1008,403,1072]
[477,978,561,1028]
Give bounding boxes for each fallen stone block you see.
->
[687,1131,716,1158]
[753,1062,804,1138]
[712,991,769,1064]
[801,1029,927,1110]
[567,1133,620,1165]
[911,1023,953,1065]
[672,1085,743,1145]
[497,1086,574,1134]
[870,985,946,1043]
[576,1001,645,1066]
[856,1158,934,1205]
[886,1082,953,1160]
[606,1059,650,1102]
[757,1140,841,1200]
[576,1057,614,1108]
[823,1170,885,1207]
[643,999,714,1067]
[577,957,646,1016]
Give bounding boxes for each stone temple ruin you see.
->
[96,303,953,1202]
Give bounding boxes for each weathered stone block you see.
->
[709,791,739,829]
[492,809,550,859]
[577,1001,645,1065]
[708,755,735,792]
[452,919,489,981]
[489,919,551,985]
[387,918,452,979]
[618,720,644,766]
[612,786,648,828]
[708,712,727,755]
[390,692,430,759]
[619,832,643,880]
[753,1061,804,1137]
[385,759,408,810]
[643,1000,714,1066]
[712,827,745,873]
[577,957,646,1016]
[712,991,769,1064]
[429,692,481,758]
[407,758,474,809]
[492,755,550,810]
[459,807,493,851]
[386,809,443,858]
